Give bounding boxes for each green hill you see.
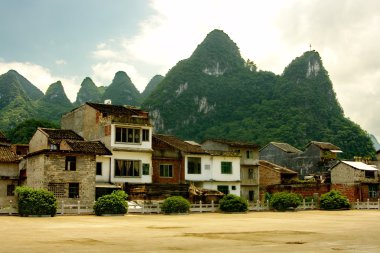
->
[102,71,141,106]
[142,29,375,159]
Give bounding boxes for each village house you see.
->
[23,128,111,205]
[61,102,153,196]
[0,131,20,207]
[201,139,259,201]
[331,161,379,202]
[293,141,342,177]
[259,142,302,170]
[260,141,341,178]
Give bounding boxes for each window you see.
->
[48,183,65,198]
[369,184,379,198]
[231,185,236,190]
[246,150,253,159]
[65,156,76,171]
[365,171,375,178]
[7,185,15,196]
[160,164,173,177]
[217,185,229,195]
[142,129,149,142]
[96,162,102,176]
[142,163,150,175]
[114,159,140,177]
[248,168,254,179]
[50,144,58,150]
[204,164,210,170]
[248,190,254,201]
[115,127,140,144]
[221,162,232,174]
[188,157,201,174]
[68,183,79,198]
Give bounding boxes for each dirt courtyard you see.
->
[0,210,379,253]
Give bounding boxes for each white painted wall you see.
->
[202,182,241,196]
[110,124,152,150]
[95,156,111,183]
[110,150,152,184]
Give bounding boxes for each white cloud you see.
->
[55,59,67,65]
[0,61,80,102]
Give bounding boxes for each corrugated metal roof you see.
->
[341,161,378,171]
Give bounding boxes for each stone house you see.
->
[260,141,341,178]
[258,160,298,198]
[293,141,341,177]
[23,128,111,205]
[201,139,259,201]
[61,102,153,196]
[0,132,20,207]
[331,161,379,202]
[259,142,302,170]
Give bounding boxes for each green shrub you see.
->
[160,196,190,214]
[320,190,350,210]
[219,194,248,213]
[270,192,302,211]
[93,190,128,216]
[15,186,57,216]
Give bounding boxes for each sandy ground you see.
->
[0,210,379,253]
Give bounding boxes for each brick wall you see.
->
[152,158,184,184]
[331,184,360,202]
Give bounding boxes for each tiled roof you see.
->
[259,160,297,174]
[86,102,146,117]
[153,134,208,154]
[39,128,83,144]
[204,139,260,148]
[270,142,302,153]
[307,141,341,151]
[0,144,20,163]
[64,140,112,155]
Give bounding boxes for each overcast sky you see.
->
[0,0,379,139]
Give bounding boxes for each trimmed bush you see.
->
[94,190,128,216]
[160,196,190,214]
[320,190,350,210]
[270,192,302,211]
[16,186,57,217]
[219,194,248,213]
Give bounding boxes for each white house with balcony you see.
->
[61,102,153,197]
[185,149,241,196]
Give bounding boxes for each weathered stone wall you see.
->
[26,153,96,205]
[260,145,295,170]
[0,179,17,207]
[259,165,281,186]
[331,183,360,202]
[331,163,379,184]
[29,130,48,153]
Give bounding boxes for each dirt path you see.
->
[0,210,379,253]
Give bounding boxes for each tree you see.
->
[6,119,59,144]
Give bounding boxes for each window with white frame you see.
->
[115,127,140,144]
[114,159,140,177]
[96,162,102,176]
[160,164,173,177]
